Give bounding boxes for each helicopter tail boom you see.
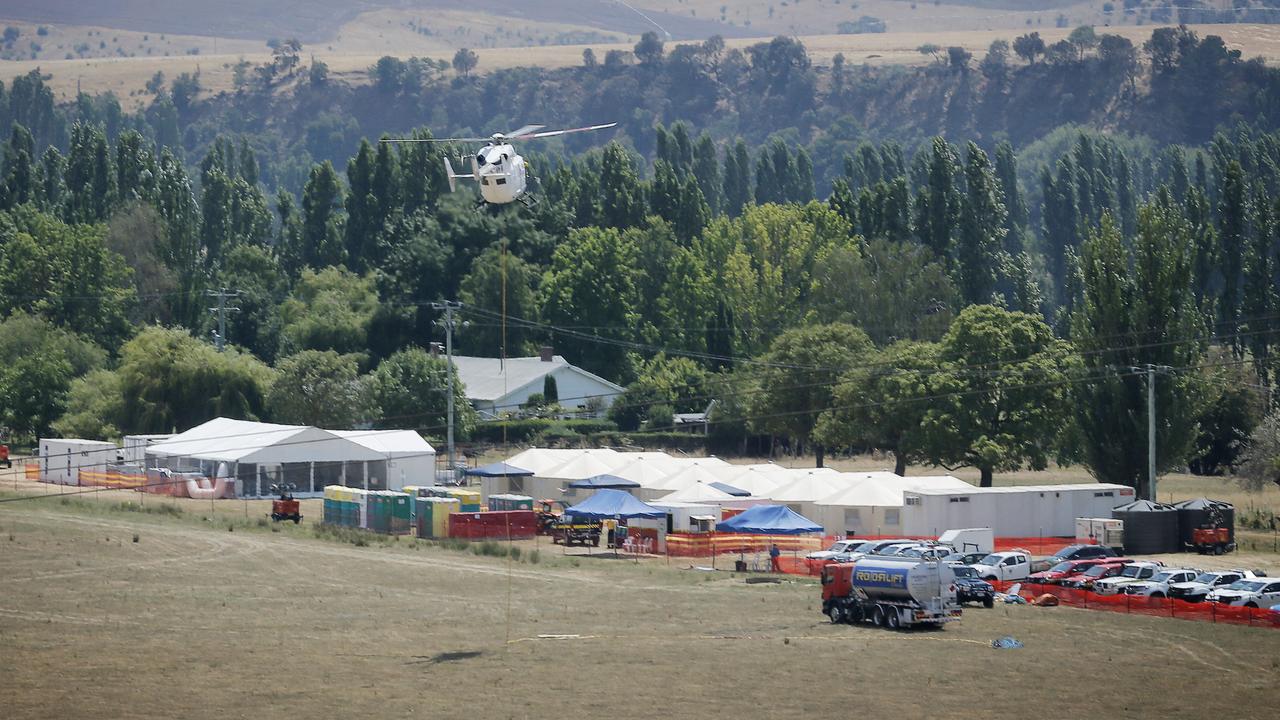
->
[443,157,474,193]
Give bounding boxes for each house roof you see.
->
[451,354,624,403]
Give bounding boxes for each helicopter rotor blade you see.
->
[504,124,546,138]
[379,137,487,144]
[515,122,618,140]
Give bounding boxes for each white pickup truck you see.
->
[969,550,1033,582]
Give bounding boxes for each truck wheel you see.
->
[983,597,994,609]
[1214,545,1224,556]
[828,606,844,624]
[1245,602,1258,609]
[871,605,885,627]
[886,609,901,630]
[983,576,997,583]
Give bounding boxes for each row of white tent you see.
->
[485,448,974,536]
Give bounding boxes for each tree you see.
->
[452,47,478,77]
[543,374,559,405]
[609,353,709,431]
[1067,25,1098,62]
[1188,363,1261,476]
[51,369,124,440]
[634,31,665,65]
[947,46,972,71]
[582,48,597,68]
[1217,160,1247,357]
[366,347,475,436]
[106,203,179,325]
[1071,210,1205,497]
[917,43,944,63]
[1013,32,1046,64]
[915,137,961,259]
[268,350,374,428]
[920,305,1071,487]
[0,206,135,348]
[115,327,274,434]
[540,226,641,382]
[816,340,939,475]
[806,240,957,345]
[457,245,540,357]
[300,161,346,268]
[957,142,1006,305]
[1238,413,1280,492]
[279,266,379,361]
[748,323,875,467]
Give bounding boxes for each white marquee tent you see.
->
[145,418,434,497]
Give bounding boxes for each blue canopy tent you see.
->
[563,489,665,557]
[563,489,664,519]
[566,474,642,490]
[465,461,534,477]
[716,504,823,534]
[708,481,751,497]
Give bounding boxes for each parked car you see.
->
[1093,561,1164,595]
[970,550,1033,582]
[1061,560,1131,590]
[1121,568,1201,597]
[806,539,866,562]
[952,551,988,566]
[876,542,923,556]
[1047,543,1120,563]
[830,539,916,563]
[1206,578,1280,608]
[1027,558,1123,585]
[949,564,995,608]
[899,544,956,561]
[1169,570,1258,603]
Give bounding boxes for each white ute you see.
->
[1120,568,1200,598]
[1207,577,1280,608]
[970,550,1032,582]
[806,539,864,562]
[1168,570,1257,603]
[1093,561,1163,596]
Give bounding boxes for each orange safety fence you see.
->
[24,463,39,481]
[991,580,1280,629]
[78,470,148,490]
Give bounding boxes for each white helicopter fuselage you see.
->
[471,142,527,205]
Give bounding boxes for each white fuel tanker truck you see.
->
[820,557,962,629]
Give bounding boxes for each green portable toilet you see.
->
[389,492,412,534]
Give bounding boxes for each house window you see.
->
[905,496,921,506]
[949,497,970,503]
[843,509,861,531]
[884,509,900,526]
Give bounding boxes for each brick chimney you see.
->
[539,345,554,362]
[429,342,443,357]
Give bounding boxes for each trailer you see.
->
[821,557,961,630]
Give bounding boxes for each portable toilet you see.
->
[388,491,412,534]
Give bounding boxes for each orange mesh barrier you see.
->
[79,470,148,490]
[1008,580,1279,628]
[24,463,39,481]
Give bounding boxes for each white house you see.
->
[449,347,624,419]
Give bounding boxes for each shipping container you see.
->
[447,510,538,540]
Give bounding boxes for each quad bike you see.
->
[269,483,302,523]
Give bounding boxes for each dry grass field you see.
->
[8,21,1280,110]
[2,480,1279,720]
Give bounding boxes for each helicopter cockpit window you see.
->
[476,154,487,166]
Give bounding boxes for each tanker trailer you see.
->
[820,557,961,629]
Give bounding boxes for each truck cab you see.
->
[970,551,1032,582]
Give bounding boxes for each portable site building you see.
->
[812,473,975,538]
[37,438,118,485]
[144,417,435,497]
[900,483,1136,538]
[121,434,173,465]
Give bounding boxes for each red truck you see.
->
[1027,557,1129,585]
[821,557,960,630]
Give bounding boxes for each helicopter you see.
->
[380,122,617,207]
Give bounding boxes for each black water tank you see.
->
[1112,500,1180,554]
[1173,497,1235,548]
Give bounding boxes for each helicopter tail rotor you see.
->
[443,157,474,193]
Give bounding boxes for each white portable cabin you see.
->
[648,500,721,536]
[121,434,173,465]
[38,438,118,485]
[901,483,1136,538]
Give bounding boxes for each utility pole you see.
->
[1131,364,1171,502]
[432,300,464,482]
[207,287,240,351]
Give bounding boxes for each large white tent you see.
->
[642,461,727,497]
[145,418,434,497]
[762,472,849,521]
[657,482,740,505]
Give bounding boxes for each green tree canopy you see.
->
[367,347,475,438]
[279,266,379,361]
[267,350,374,428]
[747,322,875,467]
[116,326,275,434]
[920,304,1071,486]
